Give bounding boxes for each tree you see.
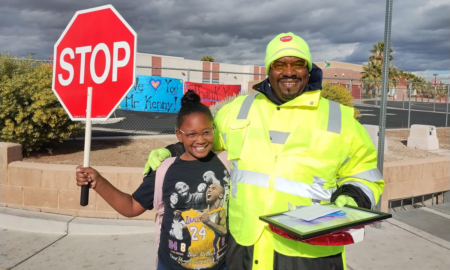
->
[362,41,398,96]
[200,55,215,62]
[0,54,82,154]
[361,41,429,98]
[369,41,393,63]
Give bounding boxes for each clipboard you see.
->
[259,204,392,240]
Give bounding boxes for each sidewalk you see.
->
[1,206,450,270]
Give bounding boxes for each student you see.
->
[75,90,230,270]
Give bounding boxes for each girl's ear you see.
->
[175,129,183,143]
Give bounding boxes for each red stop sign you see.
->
[52,5,137,121]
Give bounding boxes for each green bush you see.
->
[321,83,361,120]
[0,54,82,154]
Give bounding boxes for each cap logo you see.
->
[280,36,292,42]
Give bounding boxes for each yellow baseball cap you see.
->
[264,32,312,74]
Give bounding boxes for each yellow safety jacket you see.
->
[213,87,385,258]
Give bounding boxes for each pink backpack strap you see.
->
[216,151,230,173]
[154,157,176,247]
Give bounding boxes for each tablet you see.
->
[259,205,392,240]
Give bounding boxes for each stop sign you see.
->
[52,5,136,121]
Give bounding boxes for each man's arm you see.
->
[333,122,385,209]
[166,142,185,157]
[143,143,184,175]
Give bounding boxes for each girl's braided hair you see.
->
[176,90,213,128]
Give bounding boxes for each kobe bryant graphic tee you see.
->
[159,152,229,270]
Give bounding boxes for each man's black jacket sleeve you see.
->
[166,142,185,157]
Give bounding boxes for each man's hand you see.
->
[76,166,104,189]
[143,148,171,175]
[334,195,358,208]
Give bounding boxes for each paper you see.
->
[284,205,342,221]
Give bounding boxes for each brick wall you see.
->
[1,143,449,217]
[152,56,162,76]
[380,156,450,212]
[202,62,211,82]
[0,143,156,220]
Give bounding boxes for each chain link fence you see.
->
[91,66,266,137]
[322,78,450,129]
[90,68,450,137]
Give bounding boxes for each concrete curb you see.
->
[0,207,154,235]
[0,207,71,234]
[387,219,450,250]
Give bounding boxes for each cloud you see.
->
[1,0,448,75]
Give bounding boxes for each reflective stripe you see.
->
[351,168,383,182]
[327,100,341,134]
[269,130,290,144]
[237,93,258,119]
[342,157,350,166]
[222,133,226,144]
[274,176,336,202]
[266,48,309,66]
[230,161,270,198]
[342,181,376,208]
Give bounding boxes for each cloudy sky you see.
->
[1,0,449,82]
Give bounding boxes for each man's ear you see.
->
[175,129,183,143]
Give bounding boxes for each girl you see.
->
[76,90,230,270]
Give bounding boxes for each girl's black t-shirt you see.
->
[133,152,230,270]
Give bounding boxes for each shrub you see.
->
[0,54,82,154]
[321,83,361,120]
[209,92,246,117]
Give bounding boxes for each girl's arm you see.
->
[76,166,146,217]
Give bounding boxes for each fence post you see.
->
[359,84,362,103]
[187,69,190,82]
[375,86,379,106]
[434,86,436,112]
[446,84,449,127]
[349,79,352,95]
[408,83,412,128]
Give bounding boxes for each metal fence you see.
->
[91,66,266,137]
[322,78,450,129]
[91,67,450,137]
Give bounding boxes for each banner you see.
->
[184,82,241,107]
[119,75,183,113]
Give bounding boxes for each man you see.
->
[200,183,227,261]
[144,32,384,270]
[200,183,227,237]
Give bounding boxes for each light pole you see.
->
[433,73,438,112]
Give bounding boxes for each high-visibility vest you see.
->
[213,87,384,258]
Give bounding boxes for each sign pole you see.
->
[81,87,93,206]
[375,0,393,213]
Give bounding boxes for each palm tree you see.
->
[361,41,396,97]
[369,41,394,63]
